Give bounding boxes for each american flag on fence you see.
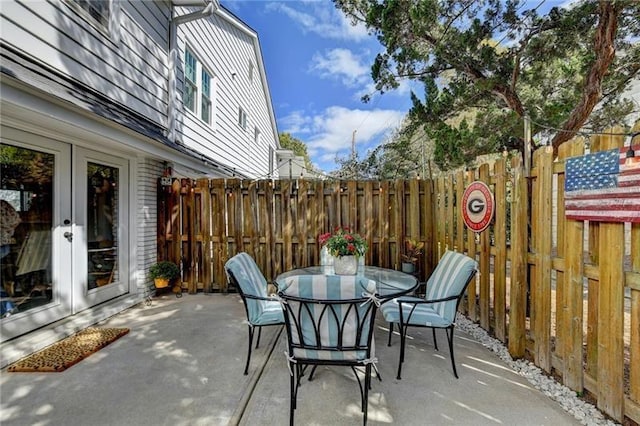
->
[564,144,640,223]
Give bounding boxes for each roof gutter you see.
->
[167,0,219,141]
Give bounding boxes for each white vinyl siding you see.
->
[0,0,170,127]
[174,7,279,179]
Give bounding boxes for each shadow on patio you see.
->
[1,294,582,425]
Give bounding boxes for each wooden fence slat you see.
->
[508,155,527,357]
[478,164,491,330]
[631,125,640,409]
[533,146,553,373]
[466,169,478,321]
[494,158,507,342]
[198,178,212,293]
[559,139,585,392]
[596,130,625,421]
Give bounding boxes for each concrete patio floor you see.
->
[1,294,580,425]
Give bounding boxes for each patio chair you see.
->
[224,252,284,375]
[277,275,379,426]
[381,250,477,379]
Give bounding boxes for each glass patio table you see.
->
[274,265,419,300]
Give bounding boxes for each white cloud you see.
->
[279,106,405,170]
[280,110,313,134]
[267,2,369,42]
[309,48,370,88]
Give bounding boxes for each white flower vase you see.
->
[333,255,358,275]
[320,246,334,266]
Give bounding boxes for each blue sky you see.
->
[224,1,416,173]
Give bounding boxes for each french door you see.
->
[1,128,129,340]
[72,147,129,311]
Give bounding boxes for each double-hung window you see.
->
[238,108,247,130]
[183,49,214,126]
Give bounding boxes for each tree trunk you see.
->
[550,1,620,154]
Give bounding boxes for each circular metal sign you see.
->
[461,181,494,232]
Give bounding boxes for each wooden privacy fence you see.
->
[158,178,436,292]
[158,132,638,423]
[434,131,638,424]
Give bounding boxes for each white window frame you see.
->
[254,126,261,145]
[67,0,118,37]
[238,107,247,130]
[183,48,215,126]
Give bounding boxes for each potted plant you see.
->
[401,238,424,273]
[149,261,180,289]
[319,227,367,275]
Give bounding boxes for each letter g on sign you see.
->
[461,181,494,233]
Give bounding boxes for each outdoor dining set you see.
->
[224,248,478,426]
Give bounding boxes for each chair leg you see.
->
[363,364,371,425]
[387,322,394,346]
[432,328,439,351]
[445,326,459,379]
[289,361,296,426]
[255,326,262,348]
[244,325,254,375]
[397,324,408,380]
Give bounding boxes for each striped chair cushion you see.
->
[424,250,477,321]
[279,275,377,362]
[380,297,453,327]
[225,253,282,324]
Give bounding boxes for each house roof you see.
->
[0,43,246,178]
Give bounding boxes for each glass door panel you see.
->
[87,162,119,291]
[73,147,128,312]
[1,131,72,341]
[1,144,54,316]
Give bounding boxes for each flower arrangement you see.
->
[402,238,424,263]
[318,227,367,258]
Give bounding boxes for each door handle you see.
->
[64,232,73,242]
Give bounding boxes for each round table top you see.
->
[275,265,418,299]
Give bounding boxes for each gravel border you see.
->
[456,314,619,426]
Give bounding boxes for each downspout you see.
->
[168,0,219,142]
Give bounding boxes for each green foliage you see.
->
[334,0,640,164]
[279,132,314,172]
[149,261,180,280]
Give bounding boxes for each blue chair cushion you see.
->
[380,297,452,328]
[382,250,477,326]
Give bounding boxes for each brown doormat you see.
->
[7,327,129,372]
